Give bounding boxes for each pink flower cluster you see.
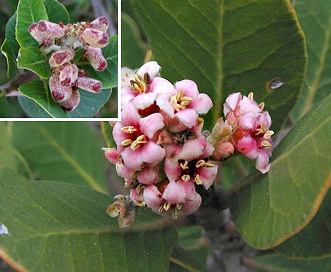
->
[105,61,218,222]
[207,92,274,173]
[29,17,109,111]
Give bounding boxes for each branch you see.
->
[0,70,37,96]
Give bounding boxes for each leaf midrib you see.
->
[34,124,105,192]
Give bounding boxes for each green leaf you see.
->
[43,0,69,24]
[169,246,208,272]
[1,13,20,78]
[0,123,16,171]
[0,168,177,272]
[18,96,53,117]
[229,92,331,249]
[255,253,331,272]
[291,0,331,121]
[275,189,331,259]
[17,47,51,78]
[66,88,113,118]
[121,13,147,68]
[129,0,306,132]
[18,78,112,118]
[16,0,48,48]
[18,79,68,118]
[76,35,119,89]
[12,121,107,192]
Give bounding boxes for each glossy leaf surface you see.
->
[129,0,307,132]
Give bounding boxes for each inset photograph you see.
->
[0,0,118,119]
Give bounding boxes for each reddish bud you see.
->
[37,20,65,39]
[49,75,72,102]
[85,46,108,71]
[90,16,109,32]
[58,63,79,86]
[79,28,108,48]
[77,76,102,93]
[49,47,75,67]
[60,89,80,111]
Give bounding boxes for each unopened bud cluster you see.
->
[29,17,109,111]
[105,61,217,226]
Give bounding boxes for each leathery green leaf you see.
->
[129,0,307,132]
[229,92,331,249]
[16,0,48,48]
[291,0,331,120]
[0,168,177,272]
[11,121,107,192]
[275,189,331,259]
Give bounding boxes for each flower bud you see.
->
[49,47,75,67]
[49,75,72,102]
[37,20,65,39]
[58,63,79,86]
[85,46,108,71]
[60,89,80,111]
[90,16,109,32]
[79,28,108,48]
[77,76,102,93]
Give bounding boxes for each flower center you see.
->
[130,74,148,94]
[121,126,148,150]
[170,90,192,112]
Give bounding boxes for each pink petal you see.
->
[224,92,241,116]
[121,101,140,124]
[136,61,161,80]
[180,192,202,215]
[174,79,199,99]
[162,181,186,204]
[133,92,156,110]
[175,109,198,128]
[143,185,163,212]
[239,112,256,130]
[196,165,218,190]
[142,141,166,164]
[236,136,258,158]
[137,165,160,185]
[139,113,164,139]
[179,137,206,160]
[164,157,182,181]
[256,151,271,174]
[189,93,213,114]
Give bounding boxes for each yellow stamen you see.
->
[171,90,193,111]
[261,140,272,148]
[121,139,132,147]
[121,126,137,134]
[130,74,147,93]
[195,174,203,185]
[181,174,191,182]
[264,130,274,139]
[130,135,147,150]
[196,159,206,168]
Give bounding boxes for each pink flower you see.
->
[121,62,177,117]
[221,92,274,173]
[143,181,202,218]
[168,80,213,130]
[112,102,166,170]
